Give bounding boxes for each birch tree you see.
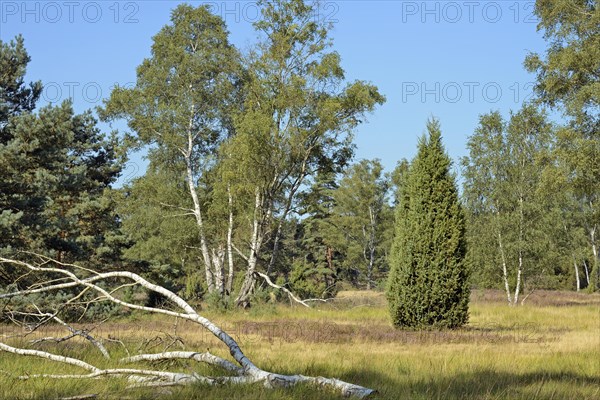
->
[102,1,383,305]
[525,0,600,291]
[221,0,384,306]
[462,105,554,305]
[100,5,243,296]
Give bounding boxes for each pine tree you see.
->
[330,159,392,289]
[386,118,469,329]
[0,36,125,269]
[0,35,42,141]
[287,170,341,299]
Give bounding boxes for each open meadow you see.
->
[0,290,598,400]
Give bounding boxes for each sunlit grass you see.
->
[0,290,598,399]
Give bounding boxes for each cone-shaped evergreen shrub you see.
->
[386,118,469,329]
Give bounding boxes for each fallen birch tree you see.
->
[0,255,375,398]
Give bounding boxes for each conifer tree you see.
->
[387,118,469,329]
[0,36,125,270]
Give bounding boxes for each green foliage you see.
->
[275,217,339,300]
[524,0,599,135]
[0,35,42,140]
[387,119,469,329]
[288,258,338,299]
[100,4,241,151]
[525,0,599,292]
[390,158,410,207]
[100,4,243,298]
[461,105,565,297]
[328,159,393,289]
[0,36,125,271]
[204,290,234,311]
[101,1,384,304]
[275,171,341,300]
[222,0,386,271]
[117,165,201,297]
[0,36,127,323]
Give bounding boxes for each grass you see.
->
[0,289,598,399]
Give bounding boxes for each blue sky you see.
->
[1,1,548,183]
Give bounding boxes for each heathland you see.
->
[0,290,598,400]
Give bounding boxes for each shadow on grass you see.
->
[254,365,600,400]
[373,368,600,400]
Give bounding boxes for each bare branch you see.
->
[0,342,99,373]
[0,256,375,398]
[254,271,311,308]
[231,243,249,262]
[59,395,98,400]
[30,314,110,359]
[121,351,243,375]
[159,202,195,213]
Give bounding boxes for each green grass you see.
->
[0,290,598,399]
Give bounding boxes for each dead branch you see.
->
[59,395,98,400]
[121,351,244,375]
[27,313,110,359]
[104,337,130,357]
[0,256,375,398]
[254,271,313,308]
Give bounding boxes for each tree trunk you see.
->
[326,246,334,271]
[367,206,377,291]
[497,230,513,305]
[366,232,375,291]
[513,195,524,306]
[266,218,284,276]
[212,246,225,296]
[587,226,598,293]
[573,256,581,291]
[0,256,376,398]
[226,186,234,295]
[265,169,306,276]
[326,246,335,290]
[184,108,214,293]
[235,189,264,307]
[583,259,590,287]
[514,256,522,306]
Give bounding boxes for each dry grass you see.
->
[0,290,598,399]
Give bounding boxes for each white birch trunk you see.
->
[266,218,284,276]
[366,206,376,291]
[497,230,513,305]
[591,226,598,291]
[226,186,235,295]
[212,246,225,296]
[183,106,214,293]
[573,257,581,291]
[591,227,597,260]
[235,188,264,306]
[513,195,524,306]
[514,257,522,306]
